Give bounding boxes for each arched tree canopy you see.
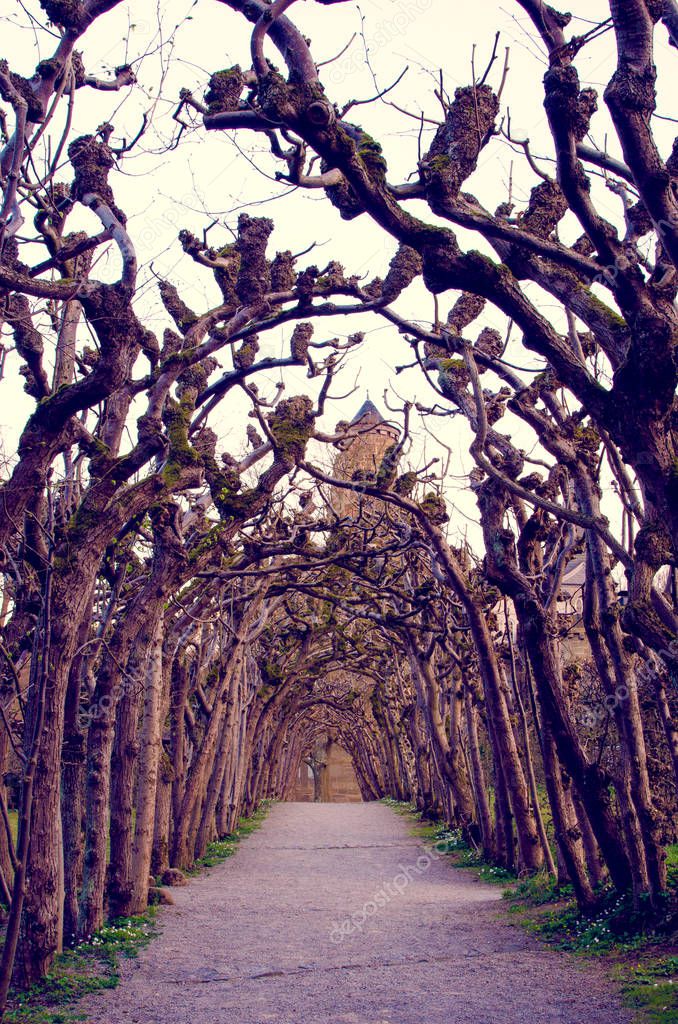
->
[0,0,676,1004]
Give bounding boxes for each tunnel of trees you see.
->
[0,0,677,1011]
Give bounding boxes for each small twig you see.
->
[341,66,408,116]
[317,32,357,68]
[479,32,501,86]
[496,47,510,101]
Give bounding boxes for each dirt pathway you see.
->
[79,802,630,1024]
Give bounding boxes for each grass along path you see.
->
[394,800,678,1024]
[0,803,269,1024]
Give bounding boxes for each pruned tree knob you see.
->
[306,101,335,128]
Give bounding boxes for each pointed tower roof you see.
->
[350,396,385,426]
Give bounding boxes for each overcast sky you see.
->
[2,1,674,546]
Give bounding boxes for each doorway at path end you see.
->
[288,738,362,802]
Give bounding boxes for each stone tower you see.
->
[332,397,400,517]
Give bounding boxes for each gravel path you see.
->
[79,802,630,1024]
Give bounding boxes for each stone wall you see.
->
[289,742,363,802]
